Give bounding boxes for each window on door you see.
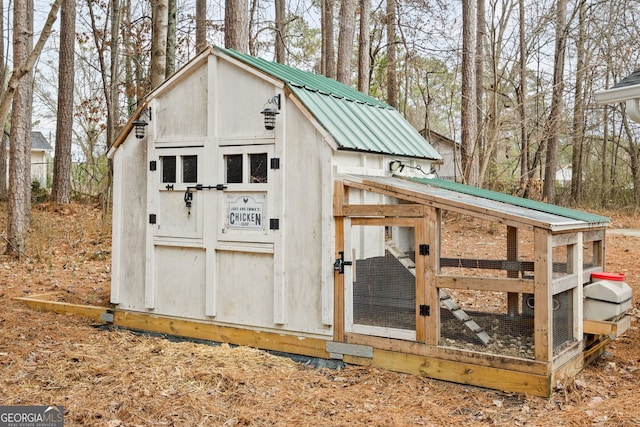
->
[160,155,198,184]
[224,153,268,184]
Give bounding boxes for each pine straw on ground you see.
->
[0,202,639,426]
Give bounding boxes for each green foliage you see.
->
[283,13,322,71]
[31,180,48,203]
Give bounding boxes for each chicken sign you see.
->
[226,194,266,230]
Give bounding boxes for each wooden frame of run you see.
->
[329,176,617,397]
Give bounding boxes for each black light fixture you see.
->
[389,160,404,173]
[261,94,281,130]
[133,106,152,139]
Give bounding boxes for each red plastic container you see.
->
[590,272,625,282]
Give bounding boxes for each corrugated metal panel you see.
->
[217,47,442,161]
[221,47,388,108]
[293,88,441,159]
[344,175,610,230]
[410,177,610,224]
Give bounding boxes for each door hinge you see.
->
[419,244,430,256]
[270,218,280,230]
[270,158,280,169]
[419,304,430,316]
[149,214,157,224]
[149,160,157,171]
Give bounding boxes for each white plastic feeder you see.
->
[584,272,632,321]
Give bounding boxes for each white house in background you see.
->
[420,129,459,181]
[556,164,572,187]
[3,131,53,187]
[595,69,640,122]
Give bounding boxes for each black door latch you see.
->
[333,251,352,274]
[183,184,227,209]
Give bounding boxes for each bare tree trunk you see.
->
[321,0,336,78]
[224,0,249,53]
[6,0,34,256]
[166,0,176,76]
[248,0,258,55]
[517,0,529,196]
[0,0,62,133]
[386,0,397,108]
[476,0,485,184]
[51,0,75,204]
[274,0,286,64]
[336,0,356,85]
[357,0,370,94]
[542,0,567,204]
[195,0,207,53]
[108,0,120,148]
[461,0,478,186]
[570,0,586,204]
[151,0,168,88]
[0,0,5,201]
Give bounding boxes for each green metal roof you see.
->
[410,177,610,224]
[217,47,441,161]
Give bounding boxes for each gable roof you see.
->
[217,47,441,161]
[31,131,53,151]
[3,131,53,151]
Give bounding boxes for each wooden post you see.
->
[333,180,346,342]
[573,232,584,341]
[534,227,552,362]
[422,207,439,345]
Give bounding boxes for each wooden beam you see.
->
[353,348,550,397]
[583,229,605,243]
[584,317,631,337]
[113,310,330,359]
[15,295,110,323]
[415,208,427,343]
[344,332,549,375]
[334,216,345,342]
[534,227,552,362]
[342,203,424,217]
[552,274,581,295]
[333,180,346,216]
[351,217,417,227]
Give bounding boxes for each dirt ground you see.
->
[0,202,639,426]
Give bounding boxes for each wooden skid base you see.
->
[15,293,110,323]
[17,294,619,397]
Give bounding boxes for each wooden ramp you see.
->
[385,242,492,345]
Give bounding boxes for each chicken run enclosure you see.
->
[332,175,629,396]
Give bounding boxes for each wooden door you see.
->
[342,217,427,342]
